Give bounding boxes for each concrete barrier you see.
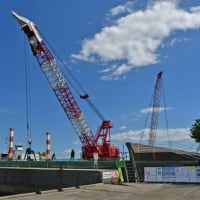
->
[0,167,119,195]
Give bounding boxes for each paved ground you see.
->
[1,183,200,200]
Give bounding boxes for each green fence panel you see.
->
[0,160,117,169]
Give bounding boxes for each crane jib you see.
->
[21,21,94,145]
[12,11,120,159]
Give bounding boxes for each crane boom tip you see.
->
[11,11,21,20]
[11,11,17,17]
[11,10,33,27]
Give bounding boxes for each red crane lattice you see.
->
[12,11,119,159]
[149,71,163,146]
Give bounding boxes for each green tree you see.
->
[190,119,200,142]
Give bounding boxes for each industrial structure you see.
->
[8,128,14,160]
[125,142,200,182]
[12,11,119,160]
[46,132,51,160]
[148,71,163,146]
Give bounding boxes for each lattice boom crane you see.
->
[12,11,119,160]
[149,71,163,146]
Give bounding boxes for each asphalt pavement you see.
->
[1,183,200,200]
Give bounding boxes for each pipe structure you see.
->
[8,128,14,159]
[46,132,51,160]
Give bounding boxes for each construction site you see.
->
[1,8,200,198]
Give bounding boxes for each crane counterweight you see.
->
[12,11,119,160]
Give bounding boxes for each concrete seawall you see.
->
[0,167,119,195]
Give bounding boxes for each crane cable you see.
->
[62,63,105,120]
[40,31,105,120]
[62,62,105,120]
[140,73,170,148]
[139,98,152,144]
[39,31,87,94]
[162,81,170,149]
[24,37,32,147]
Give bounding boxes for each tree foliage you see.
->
[190,119,200,142]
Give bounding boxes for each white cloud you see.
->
[166,37,191,47]
[59,148,82,159]
[72,140,80,145]
[190,6,200,13]
[120,112,141,121]
[169,38,178,47]
[109,2,134,17]
[111,127,195,150]
[119,126,127,130]
[61,149,71,156]
[111,129,142,142]
[71,1,200,80]
[140,106,171,114]
[0,107,14,115]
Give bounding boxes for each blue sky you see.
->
[1,0,200,159]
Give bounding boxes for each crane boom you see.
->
[12,11,119,159]
[149,71,163,146]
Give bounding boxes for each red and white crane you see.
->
[149,71,163,146]
[12,11,119,160]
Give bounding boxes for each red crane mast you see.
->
[12,11,119,160]
[149,71,163,146]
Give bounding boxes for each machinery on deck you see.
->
[148,71,163,146]
[12,11,119,160]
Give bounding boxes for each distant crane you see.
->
[149,71,163,146]
[12,11,119,160]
